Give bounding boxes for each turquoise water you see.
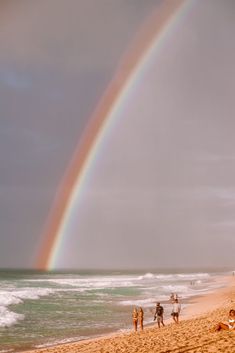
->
[0,269,229,352]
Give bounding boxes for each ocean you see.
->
[0,269,229,352]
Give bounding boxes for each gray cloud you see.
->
[0,70,32,89]
[0,0,160,268]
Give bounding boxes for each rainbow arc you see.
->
[35,0,191,270]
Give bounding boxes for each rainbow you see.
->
[36,0,191,270]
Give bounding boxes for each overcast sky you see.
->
[1,0,235,270]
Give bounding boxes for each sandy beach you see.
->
[20,276,235,353]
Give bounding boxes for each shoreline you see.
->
[20,274,235,353]
[182,275,232,319]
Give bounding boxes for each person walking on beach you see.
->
[171,298,181,324]
[154,302,165,328]
[138,307,144,330]
[132,307,138,331]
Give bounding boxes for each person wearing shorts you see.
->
[154,302,165,328]
[171,298,181,323]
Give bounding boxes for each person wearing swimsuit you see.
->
[132,307,138,332]
[138,307,144,330]
[213,309,235,331]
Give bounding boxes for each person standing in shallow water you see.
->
[138,307,144,330]
[132,307,138,331]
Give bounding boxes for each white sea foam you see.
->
[0,287,55,328]
[0,291,22,306]
[160,283,214,299]
[119,296,168,307]
[26,277,140,289]
[13,287,55,300]
[135,272,211,282]
[24,272,211,290]
[138,273,155,280]
[176,273,210,280]
[0,305,24,328]
[154,273,210,281]
[162,284,192,293]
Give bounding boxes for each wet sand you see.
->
[21,276,235,353]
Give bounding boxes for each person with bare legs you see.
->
[171,298,181,324]
[154,302,165,328]
[132,307,138,332]
[138,307,144,330]
[213,309,235,331]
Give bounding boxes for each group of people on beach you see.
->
[132,293,181,331]
[132,292,235,334]
[132,307,144,332]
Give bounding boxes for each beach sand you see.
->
[22,276,235,353]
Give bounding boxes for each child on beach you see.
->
[213,309,235,331]
[132,307,138,331]
[138,307,144,330]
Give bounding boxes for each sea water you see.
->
[0,269,229,352]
